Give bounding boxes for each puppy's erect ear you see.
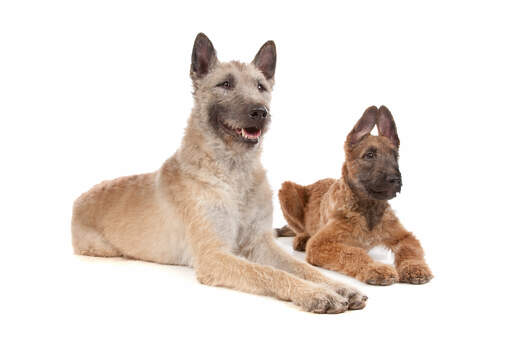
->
[252,41,276,80]
[377,105,400,147]
[347,106,378,146]
[191,33,217,78]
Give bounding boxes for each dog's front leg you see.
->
[247,231,367,310]
[306,222,399,285]
[187,218,349,313]
[382,222,433,284]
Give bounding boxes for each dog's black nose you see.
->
[387,175,402,185]
[249,107,268,120]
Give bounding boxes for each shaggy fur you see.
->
[277,106,433,285]
[71,33,367,313]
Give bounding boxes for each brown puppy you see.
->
[277,106,433,285]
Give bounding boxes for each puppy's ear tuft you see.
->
[377,106,399,147]
[191,33,217,79]
[347,106,378,146]
[252,41,276,80]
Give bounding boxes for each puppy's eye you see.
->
[217,80,232,89]
[364,151,375,159]
[257,82,266,92]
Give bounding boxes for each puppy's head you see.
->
[190,33,276,146]
[344,106,402,201]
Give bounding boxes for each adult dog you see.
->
[71,33,366,313]
[278,106,433,285]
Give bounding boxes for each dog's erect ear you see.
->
[252,41,276,80]
[191,33,217,78]
[347,106,378,146]
[377,105,400,147]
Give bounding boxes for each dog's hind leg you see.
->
[278,181,311,250]
[71,223,121,257]
[275,225,310,251]
[293,234,310,251]
[275,225,296,237]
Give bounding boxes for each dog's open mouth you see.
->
[236,127,262,140]
[221,122,262,144]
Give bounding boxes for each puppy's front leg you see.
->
[383,221,433,284]
[187,219,349,313]
[306,222,399,285]
[248,231,367,310]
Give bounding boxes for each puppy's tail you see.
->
[276,181,308,237]
[274,225,296,237]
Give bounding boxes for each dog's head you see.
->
[190,33,276,147]
[344,106,402,201]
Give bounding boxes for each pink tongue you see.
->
[243,128,261,138]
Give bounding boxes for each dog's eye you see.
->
[364,151,375,159]
[257,82,266,92]
[217,80,232,89]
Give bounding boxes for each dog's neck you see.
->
[339,164,389,230]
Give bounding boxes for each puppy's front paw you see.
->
[327,282,367,310]
[293,286,349,314]
[363,263,399,286]
[398,260,433,284]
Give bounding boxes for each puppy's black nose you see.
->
[249,107,268,120]
[387,175,402,185]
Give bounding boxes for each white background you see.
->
[1,1,511,340]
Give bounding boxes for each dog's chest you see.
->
[218,173,272,250]
[336,208,390,248]
[242,182,272,236]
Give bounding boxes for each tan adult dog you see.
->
[71,33,366,313]
[277,106,433,285]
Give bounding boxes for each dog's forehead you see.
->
[353,135,397,154]
[213,61,264,82]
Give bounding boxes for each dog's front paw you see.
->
[398,260,433,284]
[293,286,349,314]
[326,282,367,310]
[362,263,399,286]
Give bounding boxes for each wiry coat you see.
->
[71,33,367,313]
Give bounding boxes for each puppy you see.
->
[71,33,366,312]
[278,106,433,285]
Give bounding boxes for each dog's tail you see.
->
[276,181,308,237]
[274,225,296,237]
